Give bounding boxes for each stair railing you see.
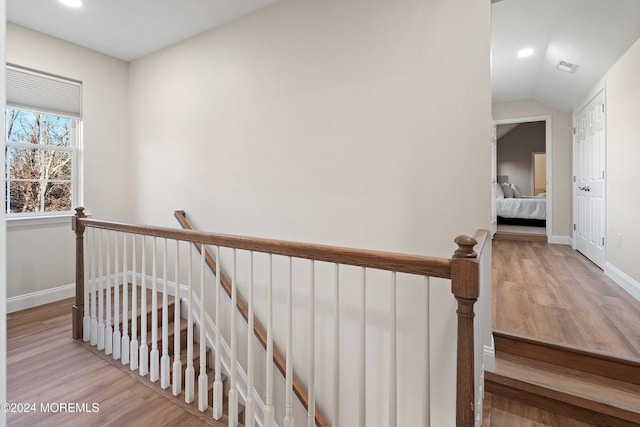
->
[72,207,487,427]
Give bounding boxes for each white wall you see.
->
[581,37,640,288]
[5,24,132,302]
[493,100,572,239]
[129,0,491,425]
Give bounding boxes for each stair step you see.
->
[104,286,177,332]
[493,330,640,386]
[487,331,640,427]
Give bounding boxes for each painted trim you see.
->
[605,262,640,302]
[7,283,75,313]
[548,235,572,245]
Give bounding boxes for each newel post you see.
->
[451,235,479,427]
[72,207,87,340]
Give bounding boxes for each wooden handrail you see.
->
[72,206,485,426]
[174,210,330,427]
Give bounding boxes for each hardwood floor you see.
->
[487,238,640,426]
[492,239,640,358]
[6,298,224,427]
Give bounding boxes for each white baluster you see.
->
[130,234,139,371]
[307,260,316,427]
[113,233,121,360]
[185,247,195,403]
[333,264,340,427]
[173,240,182,396]
[359,267,366,427]
[90,228,97,346]
[82,227,91,342]
[423,276,431,427]
[284,257,294,427]
[161,238,171,389]
[121,233,130,365]
[104,231,113,355]
[150,237,159,382]
[212,246,223,419]
[245,252,255,427]
[389,272,397,427]
[263,254,274,427]
[97,229,105,350]
[198,244,209,412]
[139,236,149,376]
[228,249,238,425]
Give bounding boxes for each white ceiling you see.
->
[6,0,277,62]
[492,0,640,112]
[7,0,640,113]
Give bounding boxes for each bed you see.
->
[496,183,546,226]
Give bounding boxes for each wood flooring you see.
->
[486,238,640,426]
[6,298,224,427]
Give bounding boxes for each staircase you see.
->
[485,330,640,426]
[82,285,243,426]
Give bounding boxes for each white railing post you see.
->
[307,261,316,427]
[104,231,113,355]
[82,226,91,342]
[139,236,149,376]
[90,228,97,346]
[389,272,397,427]
[185,247,195,404]
[263,254,274,427]
[212,246,223,419]
[245,251,255,427]
[333,263,340,427]
[228,249,238,425]
[150,237,159,382]
[121,233,130,365]
[198,244,209,412]
[113,232,121,360]
[130,234,139,371]
[161,238,170,389]
[97,229,105,351]
[423,276,431,427]
[284,257,294,427]
[172,240,182,396]
[359,267,366,427]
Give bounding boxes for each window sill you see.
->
[6,213,82,229]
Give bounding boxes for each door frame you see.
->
[493,115,553,240]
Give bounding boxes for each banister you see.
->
[73,207,485,426]
[174,210,330,427]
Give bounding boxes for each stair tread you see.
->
[488,353,640,418]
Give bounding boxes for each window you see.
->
[5,65,82,217]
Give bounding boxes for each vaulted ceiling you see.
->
[492,0,640,112]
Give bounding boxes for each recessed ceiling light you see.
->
[59,0,82,7]
[517,48,535,58]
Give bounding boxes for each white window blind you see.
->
[6,65,82,119]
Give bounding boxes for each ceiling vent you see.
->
[557,60,578,73]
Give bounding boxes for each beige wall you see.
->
[129,0,491,424]
[6,24,132,299]
[492,100,573,240]
[497,121,545,196]
[591,37,640,284]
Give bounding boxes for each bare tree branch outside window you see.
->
[5,109,75,214]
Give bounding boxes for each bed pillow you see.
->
[496,182,504,199]
[501,183,514,198]
[510,183,522,198]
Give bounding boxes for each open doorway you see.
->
[493,116,552,240]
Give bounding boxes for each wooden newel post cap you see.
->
[453,235,478,259]
[75,206,86,218]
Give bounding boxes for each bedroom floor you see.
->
[496,224,546,235]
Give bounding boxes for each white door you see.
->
[574,89,606,268]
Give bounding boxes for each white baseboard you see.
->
[7,283,75,313]
[483,344,495,372]
[605,262,640,302]
[548,235,572,245]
